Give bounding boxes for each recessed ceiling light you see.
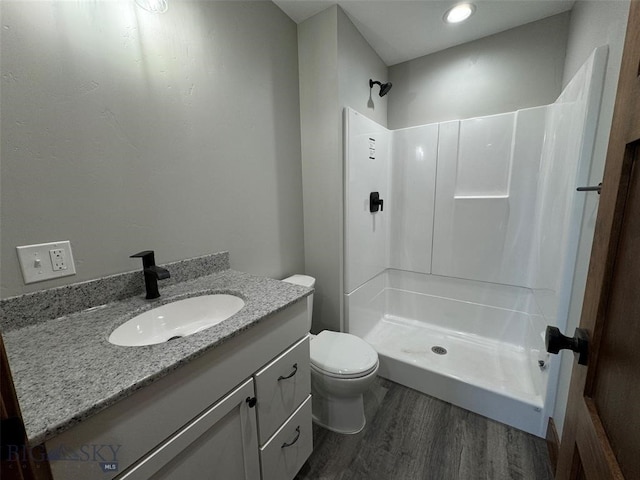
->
[443,3,476,24]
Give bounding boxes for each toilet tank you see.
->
[282,275,315,330]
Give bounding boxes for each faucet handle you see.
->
[130,250,156,268]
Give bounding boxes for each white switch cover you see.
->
[16,241,76,284]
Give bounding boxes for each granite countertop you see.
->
[2,267,311,446]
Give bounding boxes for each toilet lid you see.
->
[310,331,378,378]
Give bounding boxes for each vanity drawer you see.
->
[259,395,312,480]
[255,335,310,444]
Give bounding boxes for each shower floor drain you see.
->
[431,346,447,355]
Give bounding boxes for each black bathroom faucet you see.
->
[130,250,171,299]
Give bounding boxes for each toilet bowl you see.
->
[309,330,379,434]
[282,275,380,434]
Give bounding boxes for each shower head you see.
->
[369,79,392,97]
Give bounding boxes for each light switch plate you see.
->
[16,241,76,284]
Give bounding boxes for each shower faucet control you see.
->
[370,192,384,213]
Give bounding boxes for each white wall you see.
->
[0,1,304,298]
[298,6,341,334]
[298,5,388,332]
[552,0,630,438]
[338,9,388,127]
[388,13,570,129]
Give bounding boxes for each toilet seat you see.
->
[310,361,378,379]
[310,331,378,379]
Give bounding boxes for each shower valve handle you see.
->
[370,192,384,212]
[545,326,589,365]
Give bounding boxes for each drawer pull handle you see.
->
[277,363,298,381]
[246,396,257,408]
[281,426,301,448]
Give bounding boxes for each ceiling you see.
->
[273,0,575,66]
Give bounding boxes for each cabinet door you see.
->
[118,379,259,480]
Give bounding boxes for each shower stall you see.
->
[343,47,607,437]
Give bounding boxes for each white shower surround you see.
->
[343,47,607,437]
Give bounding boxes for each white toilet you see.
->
[282,275,379,434]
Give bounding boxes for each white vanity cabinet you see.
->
[45,298,312,480]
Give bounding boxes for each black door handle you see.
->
[370,192,384,212]
[545,326,589,365]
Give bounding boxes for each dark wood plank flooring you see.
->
[295,378,553,480]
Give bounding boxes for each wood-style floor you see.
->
[295,378,554,480]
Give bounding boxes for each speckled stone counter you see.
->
[1,254,311,446]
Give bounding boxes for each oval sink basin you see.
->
[109,294,245,346]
